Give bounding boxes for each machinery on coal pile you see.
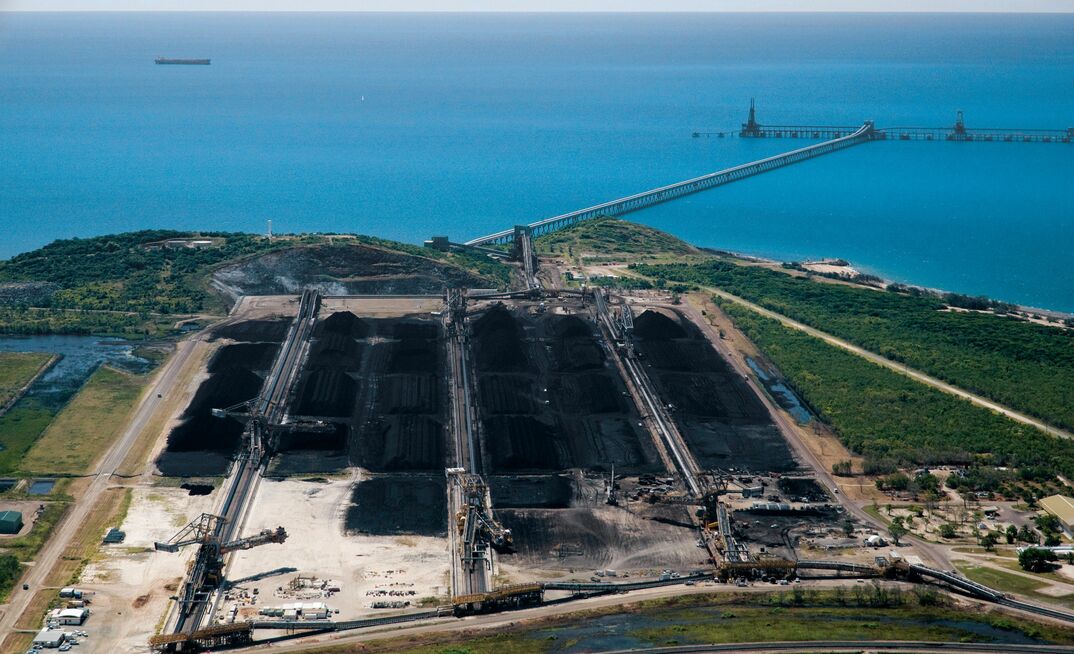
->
[153,513,287,641]
[455,475,513,553]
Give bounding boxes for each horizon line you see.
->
[4,8,1074,12]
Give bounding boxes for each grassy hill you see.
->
[535,216,700,259]
[0,231,512,336]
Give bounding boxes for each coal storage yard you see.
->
[632,309,796,474]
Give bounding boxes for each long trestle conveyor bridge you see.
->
[447,102,1070,250]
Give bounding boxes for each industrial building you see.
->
[47,607,88,625]
[1040,495,1074,537]
[0,510,23,534]
[32,629,68,648]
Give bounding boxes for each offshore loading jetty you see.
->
[155,57,211,65]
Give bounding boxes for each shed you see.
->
[0,510,22,534]
[1040,495,1074,537]
[32,629,66,648]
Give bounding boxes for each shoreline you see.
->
[707,248,1074,324]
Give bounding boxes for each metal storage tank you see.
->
[0,511,22,534]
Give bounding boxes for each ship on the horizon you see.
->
[154,56,211,65]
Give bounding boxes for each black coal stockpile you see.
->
[632,309,687,340]
[211,319,291,343]
[308,331,363,369]
[317,311,370,339]
[158,338,274,476]
[632,309,796,473]
[361,416,444,471]
[208,343,280,374]
[484,415,560,470]
[293,368,357,417]
[472,305,529,372]
[275,423,349,452]
[350,318,447,472]
[474,308,659,475]
[345,476,446,536]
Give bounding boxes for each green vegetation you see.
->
[0,231,295,314]
[959,564,1074,609]
[633,259,1074,431]
[0,352,53,407]
[717,302,1074,475]
[22,367,144,475]
[0,231,514,336]
[1020,548,1059,573]
[536,216,700,258]
[0,399,59,475]
[315,589,1074,654]
[0,555,22,602]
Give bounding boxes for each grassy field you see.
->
[0,352,53,408]
[22,366,145,475]
[959,564,1074,609]
[302,590,1074,654]
[0,399,60,475]
[716,301,1074,475]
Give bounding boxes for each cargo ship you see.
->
[155,57,211,65]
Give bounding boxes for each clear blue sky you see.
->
[2,0,1071,10]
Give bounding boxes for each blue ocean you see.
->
[1,12,1072,310]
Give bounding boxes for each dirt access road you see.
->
[707,287,1073,442]
[0,334,204,640]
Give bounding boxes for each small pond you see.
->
[27,479,56,495]
[747,357,812,425]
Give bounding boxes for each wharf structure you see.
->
[457,102,1070,249]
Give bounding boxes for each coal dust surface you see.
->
[472,305,658,474]
[632,309,796,474]
[345,475,446,536]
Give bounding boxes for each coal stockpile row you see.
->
[472,306,659,475]
[632,309,795,474]
[345,475,446,536]
[276,423,349,452]
[208,343,280,374]
[158,337,277,476]
[348,317,448,472]
[293,368,357,417]
[211,319,291,343]
[360,416,443,471]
